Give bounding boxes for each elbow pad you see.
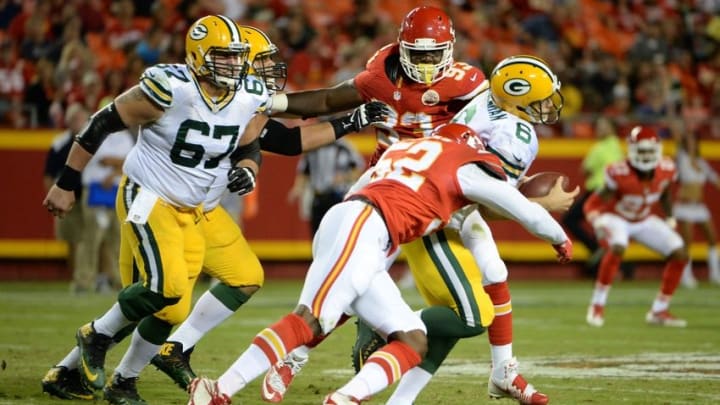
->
[75,103,127,154]
[258,119,303,156]
[231,137,262,166]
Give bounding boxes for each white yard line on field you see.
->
[323,352,720,381]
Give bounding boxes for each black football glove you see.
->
[227,166,257,196]
[331,101,391,138]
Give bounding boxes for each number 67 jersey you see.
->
[123,63,269,208]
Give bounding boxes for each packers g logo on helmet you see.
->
[503,79,531,96]
[185,15,250,90]
[189,24,208,40]
[490,55,563,124]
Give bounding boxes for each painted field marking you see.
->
[323,352,720,381]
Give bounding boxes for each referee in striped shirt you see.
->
[289,138,365,236]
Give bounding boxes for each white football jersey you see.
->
[451,89,539,187]
[123,64,269,208]
[446,88,540,230]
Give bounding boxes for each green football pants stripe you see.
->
[422,230,483,327]
[122,179,164,293]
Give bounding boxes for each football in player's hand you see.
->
[518,172,570,198]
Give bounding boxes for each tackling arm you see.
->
[260,102,391,156]
[270,80,365,117]
[457,164,568,245]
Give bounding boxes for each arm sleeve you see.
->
[258,119,303,156]
[457,164,567,244]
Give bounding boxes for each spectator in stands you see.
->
[78,71,105,112]
[0,0,718,135]
[0,0,22,29]
[287,138,365,236]
[23,57,54,127]
[134,25,167,65]
[42,103,88,294]
[18,12,60,62]
[0,40,28,127]
[106,0,149,52]
[97,69,124,112]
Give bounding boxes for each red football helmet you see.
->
[434,123,484,152]
[398,6,455,85]
[627,126,662,171]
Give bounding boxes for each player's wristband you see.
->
[55,165,82,192]
[329,114,355,139]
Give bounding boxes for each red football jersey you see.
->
[597,158,677,221]
[353,137,502,251]
[353,43,486,164]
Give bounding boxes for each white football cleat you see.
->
[586,304,605,327]
[188,377,231,405]
[645,310,687,327]
[261,353,308,402]
[488,357,549,405]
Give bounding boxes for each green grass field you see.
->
[1,279,719,404]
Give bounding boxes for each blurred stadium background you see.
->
[1,0,719,279]
[1,1,720,404]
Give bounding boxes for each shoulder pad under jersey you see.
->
[139,65,173,109]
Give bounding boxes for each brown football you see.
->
[518,172,570,198]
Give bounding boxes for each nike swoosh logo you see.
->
[512,154,523,162]
[470,73,478,81]
[261,379,279,401]
[80,358,99,383]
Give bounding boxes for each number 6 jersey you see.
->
[123,63,269,208]
[451,89,539,187]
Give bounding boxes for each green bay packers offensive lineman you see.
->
[146,24,389,393]
[42,15,270,405]
[41,21,390,403]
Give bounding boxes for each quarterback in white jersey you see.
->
[41,15,274,403]
[380,55,575,405]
